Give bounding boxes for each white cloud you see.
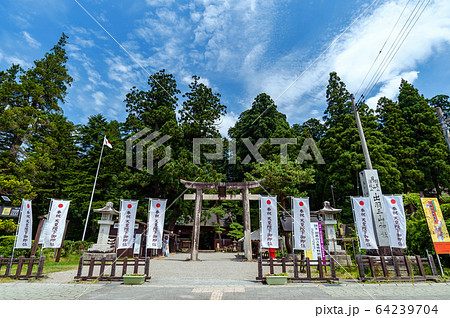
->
[216,111,238,137]
[236,0,450,123]
[92,91,107,107]
[22,31,41,48]
[330,0,450,105]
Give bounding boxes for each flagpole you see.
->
[82,136,106,241]
[8,199,23,275]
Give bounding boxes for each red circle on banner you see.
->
[391,199,396,204]
[127,204,132,209]
[156,203,161,208]
[58,204,63,208]
[359,201,364,206]
[27,204,30,208]
[299,201,304,206]
[267,200,271,205]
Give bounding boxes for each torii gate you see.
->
[181,179,264,261]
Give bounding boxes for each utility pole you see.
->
[435,106,450,152]
[351,94,372,169]
[351,94,391,256]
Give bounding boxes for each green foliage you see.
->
[228,222,244,241]
[1,32,450,268]
[0,219,17,236]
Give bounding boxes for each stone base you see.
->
[326,251,353,266]
[88,243,114,253]
[83,252,116,261]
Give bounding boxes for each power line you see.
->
[355,0,412,101]
[250,0,381,125]
[356,0,431,107]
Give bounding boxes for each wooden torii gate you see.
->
[181,179,264,261]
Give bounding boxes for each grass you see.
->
[0,253,80,282]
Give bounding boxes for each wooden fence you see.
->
[0,256,45,279]
[74,256,151,281]
[257,256,338,282]
[356,254,439,282]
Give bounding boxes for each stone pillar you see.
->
[191,188,202,260]
[242,187,252,261]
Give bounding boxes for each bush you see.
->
[0,236,34,258]
[0,236,94,259]
[59,240,93,257]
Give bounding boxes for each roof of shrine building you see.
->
[175,211,233,228]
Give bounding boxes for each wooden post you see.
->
[25,256,35,278]
[416,255,427,279]
[145,257,150,280]
[242,187,252,261]
[368,257,376,278]
[122,257,128,276]
[404,255,412,277]
[269,257,274,274]
[133,257,139,274]
[98,257,106,279]
[36,256,45,277]
[76,257,84,279]
[356,256,365,280]
[31,216,46,257]
[317,257,324,278]
[55,220,70,262]
[380,256,389,278]
[306,258,311,279]
[88,258,95,278]
[293,254,298,278]
[330,257,336,279]
[257,257,263,280]
[394,256,401,277]
[281,257,287,273]
[15,256,25,278]
[190,188,202,261]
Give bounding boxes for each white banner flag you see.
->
[308,222,326,260]
[359,169,390,246]
[292,197,311,250]
[146,199,167,249]
[351,197,378,250]
[383,195,407,248]
[15,200,32,249]
[43,199,70,249]
[117,200,138,249]
[260,196,278,248]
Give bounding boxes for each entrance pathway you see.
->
[1,252,450,300]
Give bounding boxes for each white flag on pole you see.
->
[15,199,32,249]
[351,197,378,250]
[292,197,311,250]
[103,136,112,149]
[43,199,70,249]
[117,200,138,249]
[260,196,278,248]
[383,195,407,248]
[147,199,167,249]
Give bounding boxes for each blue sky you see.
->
[1,0,449,136]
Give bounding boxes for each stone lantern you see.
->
[88,202,118,253]
[317,201,342,253]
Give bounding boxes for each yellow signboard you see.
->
[1,207,11,216]
[421,198,450,254]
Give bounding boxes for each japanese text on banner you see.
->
[147,199,167,249]
[117,200,138,249]
[260,196,279,248]
[292,197,311,250]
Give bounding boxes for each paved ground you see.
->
[1,252,450,301]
